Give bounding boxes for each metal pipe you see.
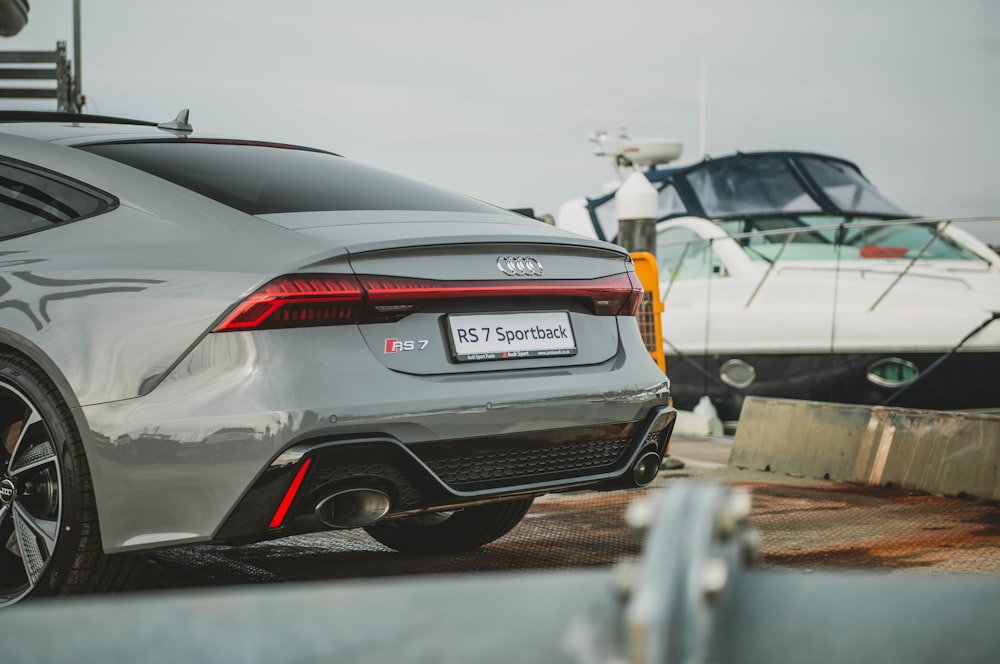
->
[744,231,794,307]
[660,240,692,303]
[632,449,662,486]
[869,219,951,311]
[73,0,82,111]
[314,488,391,529]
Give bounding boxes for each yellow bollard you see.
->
[630,252,665,374]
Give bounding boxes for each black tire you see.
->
[364,497,534,553]
[0,353,137,607]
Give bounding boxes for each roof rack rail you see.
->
[0,110,155,126]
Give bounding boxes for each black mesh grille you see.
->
[644,429,665,449]
[422,436,631,489]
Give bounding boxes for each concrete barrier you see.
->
[729,397,1000,501]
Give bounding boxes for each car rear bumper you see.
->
[214,404,676,544]
[80,322,670,553]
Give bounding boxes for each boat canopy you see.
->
[586,151,910,242]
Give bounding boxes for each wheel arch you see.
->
[0,329,108,535]
[0,329,83,410]
[0,333,138,604]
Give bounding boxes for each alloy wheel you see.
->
[0,381,62,606]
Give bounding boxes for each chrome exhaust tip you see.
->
[632,450,662,487]
[315,488,392,529]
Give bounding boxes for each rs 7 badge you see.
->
[384,339,429,354]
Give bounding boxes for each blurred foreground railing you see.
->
[1,482,998,663]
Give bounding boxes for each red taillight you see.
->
[269,458,312,529]
[213,271,642,332]
[214,275,363,331]
[359,273,641,315]
[618,271,644,316]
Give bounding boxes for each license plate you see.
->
[447,311,577,362]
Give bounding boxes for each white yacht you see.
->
[557,147,1000,429]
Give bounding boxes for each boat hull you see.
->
[666,350,1000,426]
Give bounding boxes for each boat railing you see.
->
[658,216,999,312]
[654,215,1000,412]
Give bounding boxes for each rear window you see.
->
[80,140,499,215]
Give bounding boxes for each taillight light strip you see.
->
[213,272,642,332]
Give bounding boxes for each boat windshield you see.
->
[684,154,908,219]
[586,151,911,240]
[687,155,822,217]
[715,216,985,262]
[797,157,908,217]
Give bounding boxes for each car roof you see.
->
[0,111,338,156]
[0,111,165,144]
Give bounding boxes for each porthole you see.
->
[720,358,756,389]
[866,357,919,388]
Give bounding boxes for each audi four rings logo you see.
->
[0,479,14,504]
[497,256,544,277]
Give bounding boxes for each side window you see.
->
[0,162,110,239]
[657,226,716,281]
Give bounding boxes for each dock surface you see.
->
[131,434,1000,590]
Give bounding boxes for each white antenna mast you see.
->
[698,44,707,158]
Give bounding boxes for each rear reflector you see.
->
[269,458,313,529]
[214,272,642,332]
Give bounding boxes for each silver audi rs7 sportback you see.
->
[0,111,675,606]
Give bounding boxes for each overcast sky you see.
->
[4,0,1000,241]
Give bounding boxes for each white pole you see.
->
[698,44,706,158]
[616,172,659,254]
[73,0,82,110]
